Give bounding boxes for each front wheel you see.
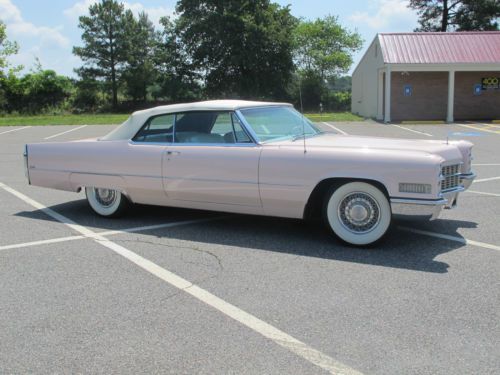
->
[324,182,391,246]
[85,187,129,217]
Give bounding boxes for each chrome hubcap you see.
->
[94,188,116,207]
[338,192,380,234]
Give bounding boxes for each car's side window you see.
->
[174,111,252,144]
[133,114,174,143]
[211,113,233,138]
[231,113,252,143]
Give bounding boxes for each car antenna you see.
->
[298,77,307,154]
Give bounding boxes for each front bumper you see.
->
[390,172,476,220]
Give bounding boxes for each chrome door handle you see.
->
[166,150,180,155]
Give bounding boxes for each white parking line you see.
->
[0,126,32,135]
[474,176,500,183]
[0,218,226,252]
[398,227,500,253]
[322,122,348,135]
[473,164,500,166]
[466,190,500,197]
[98,218,227,237]
[392,125,433,137]
[0,234,86,251]
[44,125,88,140]
[0,181,361,375]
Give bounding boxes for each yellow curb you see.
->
[493,120,500,124]
[482,123,500,129]
[400,120,445,125]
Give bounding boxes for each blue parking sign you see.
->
[404,85,412,96]
[474,83,482,95]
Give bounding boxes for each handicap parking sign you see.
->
[404,85,412,97]
[474,83,482,95]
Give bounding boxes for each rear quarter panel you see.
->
[27,140,166,204]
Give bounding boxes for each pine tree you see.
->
[409,0,500,32]
[73,0,132,109]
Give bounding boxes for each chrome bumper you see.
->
[391,172,475,221]
[460,172,475,189]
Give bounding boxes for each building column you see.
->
[384,65,391,123]
[377,69,384,121]
[447,70,455,123]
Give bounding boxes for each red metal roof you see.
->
[378,32,500,64]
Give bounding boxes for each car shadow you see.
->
[15,199,477,274]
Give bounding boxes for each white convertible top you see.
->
[101,99,293,141]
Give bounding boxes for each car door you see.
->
[125,113,174,205]
[162,111,262,207]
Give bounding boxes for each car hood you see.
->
[276,133,471,162]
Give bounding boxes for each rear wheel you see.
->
[85,187,129,217]
[324,182,391,246]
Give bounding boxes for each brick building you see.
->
[351,32,500,122]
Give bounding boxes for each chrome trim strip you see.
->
[439,185,465,196]
[23,144,30,185]
[390,197,447,206]
[162,175,256,185]
[28,167,304,187]
[29,167,163,180]
[128,140,259,147]
[460,172,476,180]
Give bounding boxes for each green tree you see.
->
[455,0,500,30]
[0,20,19,72]
[409,0,500,31]
[175,0,297,99]
[72,72,103,113]
[0,20,21,111]
[2,69,73,114]
[122,12,159,102]
[291,16,361,111]
[154,16,201,102]
[293,16,362,81]
[73,0,132,109]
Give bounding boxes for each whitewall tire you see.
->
[324,182,391,246]
[85,187,129,217]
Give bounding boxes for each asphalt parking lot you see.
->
[1,121,499,374]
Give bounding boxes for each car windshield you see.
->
[239,106,321,143]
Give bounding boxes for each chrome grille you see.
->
[441,164,461,192]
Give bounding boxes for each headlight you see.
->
[399,183,432,194]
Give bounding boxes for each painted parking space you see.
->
[0,238,326,375]
[0,181,360,375]
[44,125,89,140]
[0,188,77,247]
[0,126,32,135]
[459,122,500,135]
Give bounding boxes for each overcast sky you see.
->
[1,0,419,77]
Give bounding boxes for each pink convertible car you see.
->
[24,100,475,246]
